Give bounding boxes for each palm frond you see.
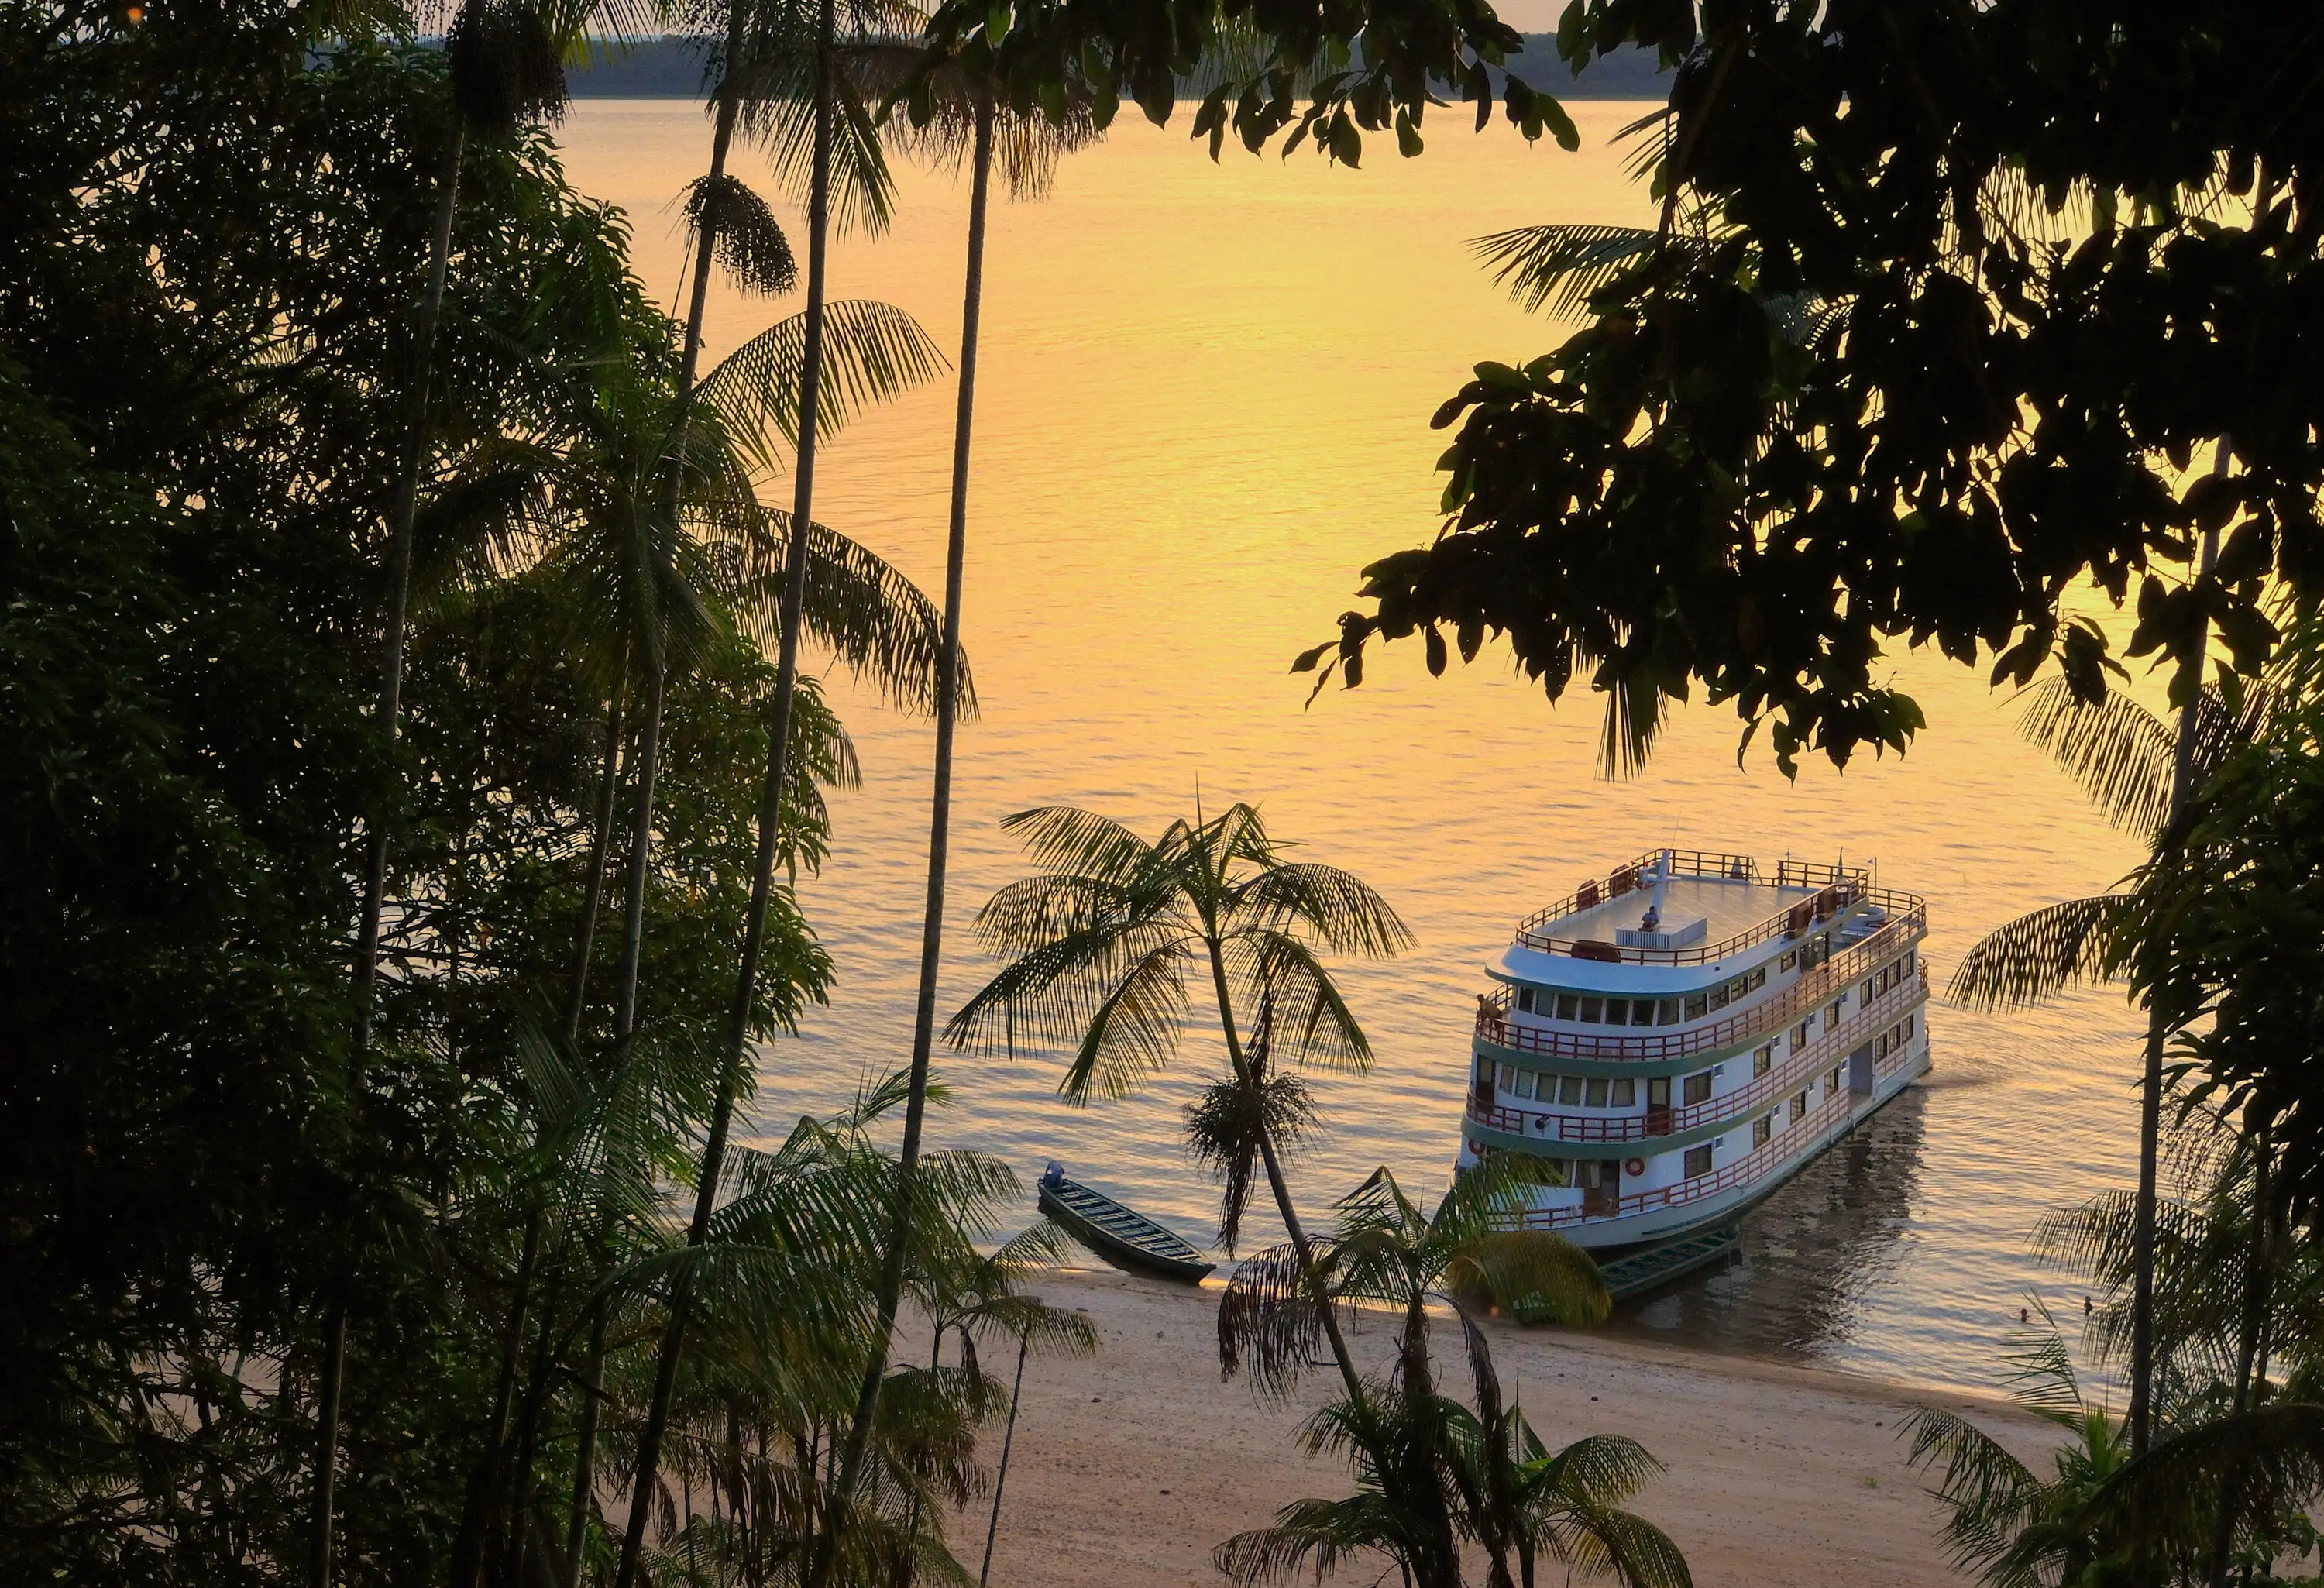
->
[2040,1404,2324,1576]
[723,510,973,716]
[1545,1500,1695,1588]
[694,298,947,477]
[995,805,1158,885]
[1226,930,1376,1074]
[2013,675,2178,835]
[1447,1230,1610,1328]
[1212,1494,1401,1588]
[1228,861,1414,959]
[1218,1243,1331,1403]
[1947,893,2133,1009]
[741,53,900,239]
[1469,223,1660,318]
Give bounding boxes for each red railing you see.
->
[1475,909,1927,1064]
[1466,969,1929,1143]
[1510,1084,1864,1230]
[1514,850,1759,944]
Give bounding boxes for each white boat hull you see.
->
[1538,1039,1929,1250]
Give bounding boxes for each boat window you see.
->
[1826,999,1844,1026]
[1586,1078,1609,1108]
[1631,999,1656,1026]
[1476,1059,1492,1087]
[1559,1075,1584,1106]
[1611,1078,1636,1107]
[1517,987,1536,1013]
[1556,993,1578,1020]
[1497,1063,1518,1092]
[1862,978,1875,1003]
[1685,994,1708,1019]
[1748,966,1767,990]
[1753,1115,1772,1146]
[1708,984,1730,1012]
[1825,1066,1841,1094]
[1903,948,1915,974]
[1682,1071,1712,1106]
[1518,1069,1542,1100]
[1657,998,1680,1025]
[1683,1144,1714,1177]
[1728,974,1748,1002]
[1791,1019,1811,1049]
[1579,996,1604,1023]
[1789,1091,1807,1122]
[1903,1012,1915,1039]
[1780,950,1797,971]
[1752,1043,1774,1077]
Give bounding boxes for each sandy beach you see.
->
[961,1267,2057,1588]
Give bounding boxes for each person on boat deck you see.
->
[1641,904,1659,931]
[1041,1160,1065,1191]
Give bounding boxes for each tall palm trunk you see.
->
[309,122,467,1588]
[610,653,667,1046]
[566,669,630,1043]
[1204,929,1363,1399]
[806,81,984,1588]
[977,1334,1029,1588]
[2208,1125,2276,1588]
[450,1216,543,1588]
[2130,482,2226,1464]
[607,9,842,1584]
[562,1303,610,1588]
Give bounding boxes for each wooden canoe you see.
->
[1037,1173,1216,1284]
[1596,1225,1741,1301]
[1502,1226,1741,1323]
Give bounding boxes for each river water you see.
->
[558,98,2153,1394]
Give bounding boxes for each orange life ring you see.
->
[1623,1157,1646,1177]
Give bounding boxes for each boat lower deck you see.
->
[1504,1041,1930,1252]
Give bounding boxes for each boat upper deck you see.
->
[1547,874,1817,950]
[1492,851,1917,991]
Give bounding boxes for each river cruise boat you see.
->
[1458,848,1929,1251]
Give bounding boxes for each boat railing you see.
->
[1475,907,1927,1064]
[1513,849,1759,950]
[1466,970,1928,1143]
[1508,1084,1864,1231]
[1516,868,1924,966]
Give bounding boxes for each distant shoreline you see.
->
[564,36,1676,99]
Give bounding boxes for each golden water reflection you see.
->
[558,101,2150,1391]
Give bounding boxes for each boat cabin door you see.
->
[1580,1157,1618,1217]
[1645,1076,1673,1136]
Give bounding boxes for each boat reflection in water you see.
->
[1614,1088,1930,1356]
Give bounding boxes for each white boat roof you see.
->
[1492,875,1830,992]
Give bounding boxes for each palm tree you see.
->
[947,802,1411,1403]
[1903,1317,2144,1586]
[1948,548,2237,1465]
[801,40,1105,1583]
[1212,1164,1686,1588]
[313,9,572,1579]
[545,318,944,1581]
[606,9,955,1562]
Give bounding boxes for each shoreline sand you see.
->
[961,1267,2055,1587]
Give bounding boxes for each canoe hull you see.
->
[1038,1182,1216,1284]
